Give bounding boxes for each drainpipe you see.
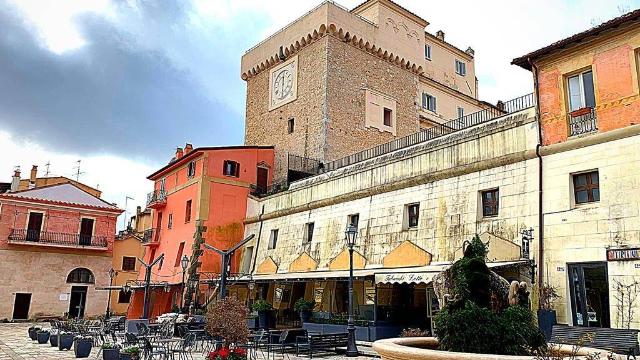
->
[528,57,544,309]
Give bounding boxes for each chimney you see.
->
[10,169,20,192]
[29,165,38,187]
[465,47,475,57]
[184,143,193,155]
[436,30,445,41]
[175,147,184,159]
[136,205,142,216]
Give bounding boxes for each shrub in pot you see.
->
[49,331,59,347]
[28,326,41,340]
[293,298,315,323]
[537,283,560,341]
[36,330,50,344]
[73,335,93,358]
[58,332,74,350]
[120,346,141,360]
[100,343,120,360]
[251,300,273,329]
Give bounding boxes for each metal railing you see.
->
[568,108,598,137]
[249,180,290,198]
[146,189,167,207]
[141,228,160,244]
[8,228,108,248]
[287,93,535,178]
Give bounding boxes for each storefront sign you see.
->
[607,248,640,261]
[375,272,434,284]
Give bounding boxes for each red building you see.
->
[0,169,122,320]
[127,144,274,318]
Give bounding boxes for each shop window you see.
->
[268,229,279,249]
[405,204,420,229]
[573,171,600,204]
[122,256,136,271]
[481,189,499,217]
[304,222,314,243]
[223,160,240,177]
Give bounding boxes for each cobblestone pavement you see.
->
[0,323,375,359]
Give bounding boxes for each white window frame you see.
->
[25,210,46,232]
[303,222,314,243]
[455,59,466,76]
[187,161,196,178]
[422,93,437,112]
[403,203,420,230]
[424,44,432,60]
[268,229,279,250]
[567,70,595,112]
[78,216,96,237]
[457,107,464,119]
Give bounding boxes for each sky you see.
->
[1,0,638,228]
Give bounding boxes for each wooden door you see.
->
[26,212,43,241]
[79,218,94,245]
[257,167,269,195]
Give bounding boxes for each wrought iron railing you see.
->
[8,228,108,248]
[568,108,598,137]
[249,180,290,198]
[141,228,160,243]
[146,189,167,207]
[286,93,535,178]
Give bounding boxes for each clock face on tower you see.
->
[269,56,298,110]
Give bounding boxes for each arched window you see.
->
[67,268,95,284]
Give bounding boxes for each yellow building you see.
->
[108,207,150,316]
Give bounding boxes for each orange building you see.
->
[127,144,274,318]
[0,169,122,320]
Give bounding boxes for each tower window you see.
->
[383,108,392,127]
[288,118,295,134]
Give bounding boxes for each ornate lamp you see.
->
[181,255,189,271]
[344,223,359,357]
[345,224,358,249]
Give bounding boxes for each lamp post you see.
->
[345,224,359,357]
[180,255,189,311]
[137,254,164,319]
[202,234,255,300]
[105,268,117,319]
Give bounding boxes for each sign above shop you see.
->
[607,248,640,261]
[375,272,437,284]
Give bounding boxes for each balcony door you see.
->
[79,218,94,246]
[26,212,43,241]
[257,167,269,194]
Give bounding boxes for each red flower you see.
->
[218,347,231,359]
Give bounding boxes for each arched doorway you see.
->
[66,268,95,318]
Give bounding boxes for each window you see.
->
[573,171,600,204]
[567,70,595,112]
[424,44,432,60]
[383,108,392,127]
[422,93,436,112]
[223,160,240,177]
[481,189,499,217]
[455,59,466,76]
[187,161,196,177]
[118,290,132,303]
[457,107,464,119]
[174,242,185,267]
[167,213,173,229]
[185,200,192,223]
[122,256,136,271]
[288,118,295,134]
[241,246,254,274]
[304,222,315,243]
[348,214,359,228]
[159,177,166,192]
[66,268,95,284]
[268,229,279,249]
[405,204,420,228]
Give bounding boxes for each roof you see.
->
[351,0,428,27]
[147,145,274,180]
[0,183,122,212]
[512,8,640,70]
[18,176,101,198]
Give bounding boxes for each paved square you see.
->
[0,323,374,359]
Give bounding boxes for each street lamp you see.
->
[105,268,117,319]
[180,255,189,311]
[345,224,359,357]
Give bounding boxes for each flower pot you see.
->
[299,309,312,323]
[37,331,50,344]
[74,338,93,358]
[102,348,119,360]
[28,327,40,340]
[58,333,74,351]
[119,353,134,360]
[50,334,59,347]
[537,309,557,341]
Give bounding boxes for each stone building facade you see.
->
[243,0,491,180]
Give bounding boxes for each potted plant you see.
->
[294,298,315,323]
[537,283,561,341]
[206,297,249,357]
[101,343,120,360]
[58,331,74,351]
[28,326,41,340]
[251,300,273,329]
[208,347,247,360]
[36,329,50,344]
[73,335,93,358]
[120,346,141,360]
[49,330,59,347]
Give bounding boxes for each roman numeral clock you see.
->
[268,55,298,111]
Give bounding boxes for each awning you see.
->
[95,282,182,291]
[243,268,376,282]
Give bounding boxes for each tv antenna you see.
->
[44,161,51,177]
[73,160,85,181]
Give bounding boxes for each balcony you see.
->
[142,228,161,246]
[568,107,598,137]
[146,189,167,209]
[8,229,108,249]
